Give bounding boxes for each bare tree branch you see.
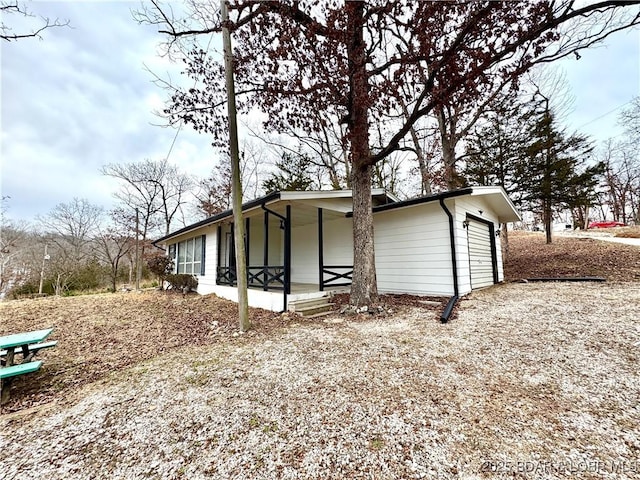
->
[1,1,69,42]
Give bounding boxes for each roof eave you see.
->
[153,191,281,245]
[346,188,474,217]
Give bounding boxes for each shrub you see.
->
[72,261,108,291]
[147,253,174,289]
[165,274,198,292]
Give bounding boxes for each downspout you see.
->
[439,198,459,323]
[261,204,288,312]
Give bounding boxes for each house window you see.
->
[172,235,205,276]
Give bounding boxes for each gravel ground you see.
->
[1,282,639,479]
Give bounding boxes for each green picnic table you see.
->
[0,328,57,404]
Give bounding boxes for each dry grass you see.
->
[1,236,639,478]
[0,291,286,413]
[614,226,640,238]
[1,282,638,479]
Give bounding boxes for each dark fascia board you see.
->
[153,191,281,245]
[345,188,473,218]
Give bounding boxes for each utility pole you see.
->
[38,244,49,295]
[135,208,140,290]
[221,0,250,331]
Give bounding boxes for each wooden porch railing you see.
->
[248,266,285,291]
[217,265,285,291]
[216,266,236,286]
[321,265,353,290]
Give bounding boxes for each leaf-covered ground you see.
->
[615,227,640,239]
[504,231,640,282]
[1,234,639,478]
[0,292,285,413]
[0,290,444,414]
[1,282,638,479]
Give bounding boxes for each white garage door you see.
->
[467,219,495,289]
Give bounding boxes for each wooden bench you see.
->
[0,361,43,380]
[0,361,43,404]
[0,340,58,359]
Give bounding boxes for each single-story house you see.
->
[154,187,521,312]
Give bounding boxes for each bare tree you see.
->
[238,140,269,200]
[1,1,69,42]
[0,197,30,296]
[101,158,194,237]
[196,158,233,217]
[620,96,640,145]
[38,198,103,264]
[247,110,351,190]
[601,139,640,224]
[195,144,268,218]
[37,198,104,295]
[94,209,135,293]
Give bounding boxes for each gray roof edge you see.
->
[153,191,281,245]
[346,188,474,217]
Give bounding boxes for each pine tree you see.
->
[520,94,600,243]
[262,153,315,193]
[464,97,527,201]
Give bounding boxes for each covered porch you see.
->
[214,196,359,310]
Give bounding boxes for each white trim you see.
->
[469,186,521,223]
[279,188,398,202]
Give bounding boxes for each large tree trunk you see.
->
[346,2,377,307]
[398,92,432,195]
[436,106,459,190]
[415,149,433,196]
[501,223,509,259]
[351,164,378,306]
[543,201,552,244]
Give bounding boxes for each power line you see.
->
[574,99,634,130]
[165,33,216,162]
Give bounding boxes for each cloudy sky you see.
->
[1,1,639,223]
[1,0,219,223]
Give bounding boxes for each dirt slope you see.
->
[504,231,640,282]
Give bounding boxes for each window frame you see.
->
[171,235,206,276]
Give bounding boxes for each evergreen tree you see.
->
[519,94,600,243]
[463,96,530,255]
[262,153,316,193]
[464,97,527,202]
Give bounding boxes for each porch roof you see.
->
[351,186,521,223]
[154,189,398,245]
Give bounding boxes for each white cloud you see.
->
[0,1,216,221]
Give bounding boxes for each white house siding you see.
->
[206,284,285,311]
[291,221,319,285]
[322,216,354,267]
[247,217,264,268]
[163,226,219,295]
[197,228,219,295]
[373,203,455,296]
[245,217,283,267]
[267,222,285,265]
[452,196,503,294]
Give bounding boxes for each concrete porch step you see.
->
[289,296,331,311]
[305,310,334,319]
[295,303,335,317]
[289,295,336,317]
